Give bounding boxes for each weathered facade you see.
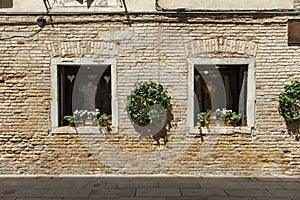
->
[0,0,300,176]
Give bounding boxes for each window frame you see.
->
[187,58,256,133]
[51,58,118,133]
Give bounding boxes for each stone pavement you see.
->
[0,175,300,200]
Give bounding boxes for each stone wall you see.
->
[0,14,300,176]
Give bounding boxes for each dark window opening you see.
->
[0,0,13,8]
[194,65,248,126]
[58,65,111,126]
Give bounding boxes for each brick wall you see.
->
[0,14,300,176]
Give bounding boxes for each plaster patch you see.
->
[98,30,134,42]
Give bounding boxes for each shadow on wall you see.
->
[0,0,13,8]
[287,121,300,141]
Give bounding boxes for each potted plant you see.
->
[224,110,242,126]
[197,110,212,127]
[64,109,101,127]
[97,113,112,133]
[85,109,100,126]
[63,115,75,127]
[64,110,84,126]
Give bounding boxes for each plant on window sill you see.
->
[64,109,112,133]
[197,109,242,127]
[64,109,99,127]
[222,110,242,126]
[197,110,212,127]
[97,113,112,133]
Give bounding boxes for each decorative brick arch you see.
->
[48,41,119,57]
[185,38,258,57]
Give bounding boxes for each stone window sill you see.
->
[51,126,118,135]
[189,125,253,136]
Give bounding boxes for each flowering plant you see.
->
[225,111,242,124]
[64,109,102,126]
[197,108,242,127]
[215,108,227,118]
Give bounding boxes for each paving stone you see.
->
[111,198,166,200]
[224,189,271,197]
[0,189,48,198]
[239,181,283,189]
[254,177,282,182]
[208,197,256,200]
[277,178,300,182]
[43,189,91,198]
[158,179,200,188]
[17,198,62,200]
[0,198,17,200]
[84,181,118,189]
[89,188,135,197]
[166,197,206,200]
[136,188,181,197]
[199,180,242,189]
[255,198,293,200]
[180,188,227,197]
[267,189,300,198]
[278,181,300,189]
[117,180,158,188]
[64,198,109,200]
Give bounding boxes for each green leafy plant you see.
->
[127,81,172,126]
[279,80,300,123]
[63,115,75,126]
[64,109,101,126]
[97,113,112,132]
[197,110,212,127]
[224,110,242,125]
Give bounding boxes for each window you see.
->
[288,20,300,46]
[187,58,255,132]
[58,65,111,126]
[51,58,118,132]
[194,65,248,126]
[0,0,13,8]
[50,0,117,7]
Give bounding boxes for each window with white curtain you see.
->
[187,58,256,132]
[194,65,248,126]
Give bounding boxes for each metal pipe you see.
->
[0,9,300,16]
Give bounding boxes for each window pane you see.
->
[194,65,248,126]
[58,65,111,126]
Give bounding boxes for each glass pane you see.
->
[194,65,248,126]
[59,65,111,126]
